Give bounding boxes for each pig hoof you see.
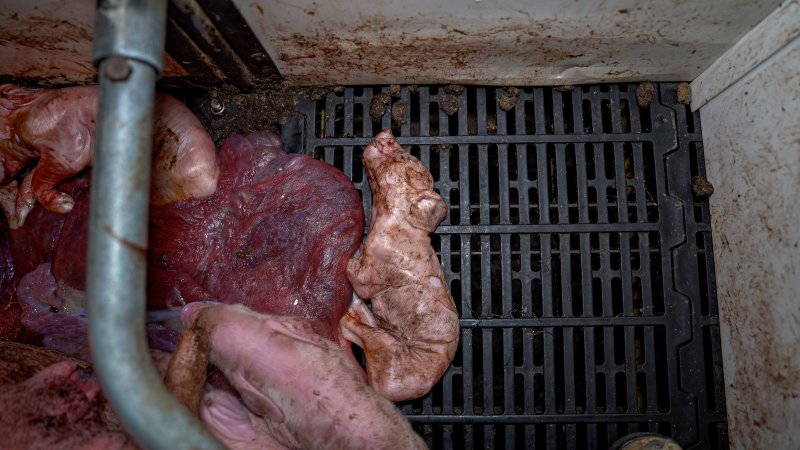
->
[43,192,75,214]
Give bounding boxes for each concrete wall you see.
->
[234,0,782,85]
[0,0,784,86]
[0,0,186,85]
[695,1,800,446]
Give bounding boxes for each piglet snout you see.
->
[363,128,398,162]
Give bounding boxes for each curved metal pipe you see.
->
[88,1,223,449]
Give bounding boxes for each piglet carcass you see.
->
[342,129,460,402]
[180,302,426,450]
[0,84,218,228]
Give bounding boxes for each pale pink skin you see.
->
[341,129,460,402]
[0,84,219,228]
[181,302,426,450]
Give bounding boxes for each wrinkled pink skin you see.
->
[182,302,426,450]
[0,84,219,228]
[342,129,460,402]
[0,360,134,450]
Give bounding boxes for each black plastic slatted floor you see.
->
[290,83,727,450]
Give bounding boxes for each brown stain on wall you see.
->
[714,149,800,440]
[0,15,93,48]
[703,40,800,447]
[0,11,188,85]
[260,0,764,85]
[273,14,719,85]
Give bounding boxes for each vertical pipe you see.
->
[88,1,223,449]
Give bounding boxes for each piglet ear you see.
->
[408,190,447,232]
[268,317,330,351]
[231,371,286,424]
[199,389,258,442]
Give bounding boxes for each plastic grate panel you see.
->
[290,84,727,450]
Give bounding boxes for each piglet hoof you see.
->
[0,181,20,228]
[38,190,75,214]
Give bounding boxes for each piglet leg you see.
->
[0,170,37,229]
[0,140,37,185]
[164,326,211,416]
[30,139,91,214]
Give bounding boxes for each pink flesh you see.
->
[0,84,218,228]
[183,302,426,450]
[342,129,460,402]
[151,93,219,205]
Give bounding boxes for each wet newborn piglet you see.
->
[0,84,219,228]
[342,129,460,402]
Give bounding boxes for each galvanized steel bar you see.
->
[88,1,223,449]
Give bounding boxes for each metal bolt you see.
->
[104,56,132,81]
[210,98,225,115]
[250,52,266,63]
